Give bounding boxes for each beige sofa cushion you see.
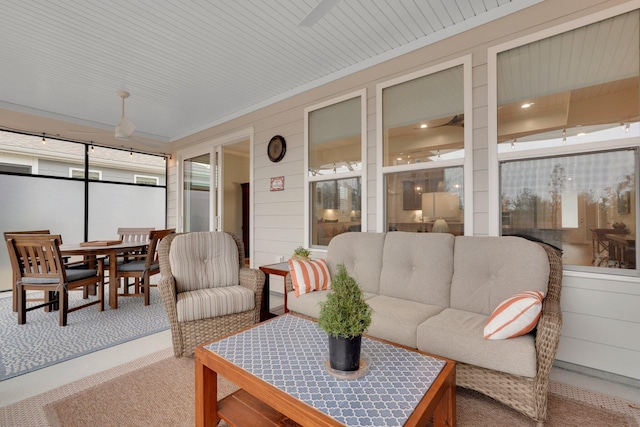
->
[169,232,239,293]
[379,232,454,307]
[417,308,537,378]
[287,289,377,320]
[450,236,549,316]
[365,295,445,348]
[176,285,255,322]
[326,232,386,294]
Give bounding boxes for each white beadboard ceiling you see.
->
[0,0,542,149]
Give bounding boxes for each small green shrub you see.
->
[293,246,311,258]
[318,263,372,339]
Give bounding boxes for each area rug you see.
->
[1,348,638,426]
[0,288,169,381]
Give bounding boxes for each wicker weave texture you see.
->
[157,232,264,357]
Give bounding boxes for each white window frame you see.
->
[69,167,102,180]
[134,174,159,185]
[304,89,367,250]
[487,3,640,278]
[375,55,474,235]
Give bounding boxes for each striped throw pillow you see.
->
[288,258,331,297]
[484,291,544,340]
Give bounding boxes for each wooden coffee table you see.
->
[195,314,456,427]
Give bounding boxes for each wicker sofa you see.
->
[157,231,264,357]
[286,232,563,426]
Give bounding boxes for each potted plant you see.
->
[318,263,372,372]
[291,246,311,261]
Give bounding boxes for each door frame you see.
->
[175,126,255,265]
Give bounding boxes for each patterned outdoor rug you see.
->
[0,288,169,381]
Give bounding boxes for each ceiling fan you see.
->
[69,90,145,142]
[113,90,136,140]
[414,114,464,129]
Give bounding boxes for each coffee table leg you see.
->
[195,357,218,427]
[433,379,456,426]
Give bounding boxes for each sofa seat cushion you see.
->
[365,295,445,348]
[287,290,377,320]
[416,308,537,378]
[176,285,255,322]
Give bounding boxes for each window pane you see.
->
[385,167,464,235]
[309,97,361,176]
[501,149,636,270]
[184,153,211,232]
[88,181,166,240]
[89,146,165,185]
[0,174,85,291]
[311,177,361,246]
[497,10,639,152]
[382,65,464,166]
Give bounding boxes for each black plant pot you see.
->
[328,334,362,371]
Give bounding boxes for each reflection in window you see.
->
[308,96,362,176]
[311,177,361,246]
[183,153,211,232]
[386,167,464,234]
[382,65,464,166]
[496,9,639,272]
[306,91,365,247]
[89,146,165,184]
[501,150,636,269]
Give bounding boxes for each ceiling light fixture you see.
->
[41,133,46,144]
[436,150,441,160]
[511,138,517,150]
[521,102,534,109]
[420,124,427,129]
[625,123,630,133]
[129,149,133,158]
[562,129,566,144]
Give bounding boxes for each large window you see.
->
[495,9,640,273]
[305,91,366,247]
[378,57,472,234]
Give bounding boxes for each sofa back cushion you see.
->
[326,232,386,294]
[450,236,549,315]
[169,232,239,293]
[379,232,454,306]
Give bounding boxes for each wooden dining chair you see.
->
[4,229,51,312]
[117,228,175,306]
[6,234,105,326]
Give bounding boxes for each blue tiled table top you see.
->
[205,314,446,427]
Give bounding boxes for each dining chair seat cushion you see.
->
[176,285,255,322]
[169,232,239,293]
[21,268,98,284]
[117,260,159,273]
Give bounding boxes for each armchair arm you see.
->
[239,267,265,324]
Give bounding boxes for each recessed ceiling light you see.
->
[521,102,534,109]
[420,124,427,128]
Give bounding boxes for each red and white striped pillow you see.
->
[484,291,545,340]
[288,258,331,297]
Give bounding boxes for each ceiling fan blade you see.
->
[115,116,136,140]
[299,0,340,27]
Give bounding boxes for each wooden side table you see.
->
[258,262,290,321]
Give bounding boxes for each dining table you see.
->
[59,240,148,309]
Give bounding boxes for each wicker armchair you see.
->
[157,231,264,357]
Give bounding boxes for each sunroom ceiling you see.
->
[0,0,541,150]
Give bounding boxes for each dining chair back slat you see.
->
[4,229,53,312]
[118,227,155,243]
[117,228,175,306]
[6,234,105,326]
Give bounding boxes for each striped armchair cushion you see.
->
[176,285,255,322]
[169,232,239,293]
